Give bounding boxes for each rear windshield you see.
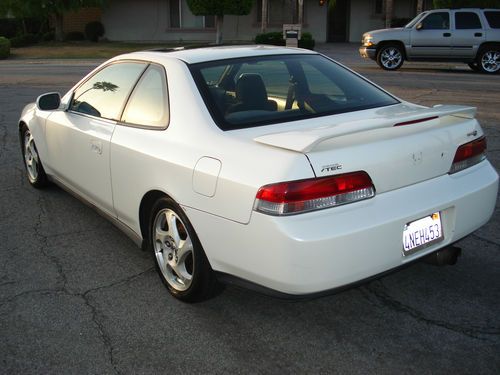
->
[485,11,500,28]
[190,54,399,130]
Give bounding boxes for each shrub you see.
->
[0,37,11,59]
[10,33,38,48]
[85,21,105,42]
[254,31,315,50]
[42,31,55,41]
[391,18,411,27]
[64,31,85,41]
[0,19,19,39]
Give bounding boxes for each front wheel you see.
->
[376,44,404,71]
[21,126,48,188]
[477,47,500,74]
[149,197,217,302]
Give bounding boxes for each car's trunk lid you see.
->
[254,104,481,194]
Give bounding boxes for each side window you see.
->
[70,62,146,120]
[455,12,482,29]
[421,12,450,30]
[121,65,169,128]
[485,11,500,29]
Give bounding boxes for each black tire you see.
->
[477,47,500,74]
[149,197,217,302]
[20,125,49,188]
[376,44,404,71]
[468,62,480,71]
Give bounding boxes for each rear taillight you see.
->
[449,137,486,174]
[254,171,375,216]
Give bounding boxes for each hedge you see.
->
[255,31,315,50]
[85,21,105,42]
[10,33,38,48]
[0,37,11,59]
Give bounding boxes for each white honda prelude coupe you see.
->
[19,45,498,301]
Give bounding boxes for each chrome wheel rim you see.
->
[481,51,500,73]
[153,208,194,291]
[24,130,39,182]
[381,47,402,69]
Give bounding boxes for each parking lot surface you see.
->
[1,46,499,374]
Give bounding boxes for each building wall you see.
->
[101,0,327,43]
[63,7,101,33]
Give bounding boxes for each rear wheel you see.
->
[477,47,500,74]
[149,197,217,302]
[21,126,48,188]
[376,44,404,71]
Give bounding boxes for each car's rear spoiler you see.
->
[254,105,476,153]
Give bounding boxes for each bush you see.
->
[391,18,411,27]
[0,19,19,39]
[10,33,38,47]
[254,31,315,50]
[0,37,11,59]
[85,21,105,42]
[42,31,55,41]
[64,31,85,41]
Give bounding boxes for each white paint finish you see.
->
[193,157,222,197]
[19,47,499,295]
[45,111,116,215]
[187,161,498,294]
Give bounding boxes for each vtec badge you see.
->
[321,163,342,173]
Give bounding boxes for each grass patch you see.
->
[9,41,201,59]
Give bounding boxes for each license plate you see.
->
[403,212,443,255]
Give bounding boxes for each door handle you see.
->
[443,32,451,37]
[474,32,482,37]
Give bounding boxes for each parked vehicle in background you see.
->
[359,8,500,73]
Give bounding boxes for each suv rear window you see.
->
[485,11,500,28]
[455,12,482,29]
[190,54,399,130]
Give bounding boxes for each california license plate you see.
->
[403,212,443,255]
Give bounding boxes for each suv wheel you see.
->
[477,47,500,74]
[377,44,404,71]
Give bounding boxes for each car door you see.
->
[451,10,485,59]
[45,61,147,215]
[409,11,452,58]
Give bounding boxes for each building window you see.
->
[168,0,215,29]
[257,0,299,25]
[372,0,384,16]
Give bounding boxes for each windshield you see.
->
[406,12,427,28]
[190,54,399,130]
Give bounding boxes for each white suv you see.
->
[359,8,500,74]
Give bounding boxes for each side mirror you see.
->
[36,92,61,111]
[416,22,423,30]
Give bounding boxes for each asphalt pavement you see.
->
[0,45,499,374]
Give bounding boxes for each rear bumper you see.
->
[359,46,377,60]
[187,160,499,295]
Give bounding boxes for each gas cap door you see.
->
[192,157,222,197]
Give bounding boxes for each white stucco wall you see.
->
[102,0,327,43]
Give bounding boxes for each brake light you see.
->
[254,171,375,216]
[394,116,438,127]
[449,137,486,174]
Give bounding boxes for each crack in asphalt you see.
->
[361,280,500,342]
[0,117,8,162]
[17,192,153,375]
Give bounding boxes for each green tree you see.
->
[433,0,500,7]
[187,0,254,44]
[0,0,106,41]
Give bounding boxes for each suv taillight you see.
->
[254,171,375,216]
[449,137,486,174]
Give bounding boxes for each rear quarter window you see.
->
[485,11,500,29]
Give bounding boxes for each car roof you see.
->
[123,45,318,65]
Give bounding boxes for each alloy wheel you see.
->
[481,50,500,73]
[24,130,39,182]
[153,208,194,291]
[380,47,402,70]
